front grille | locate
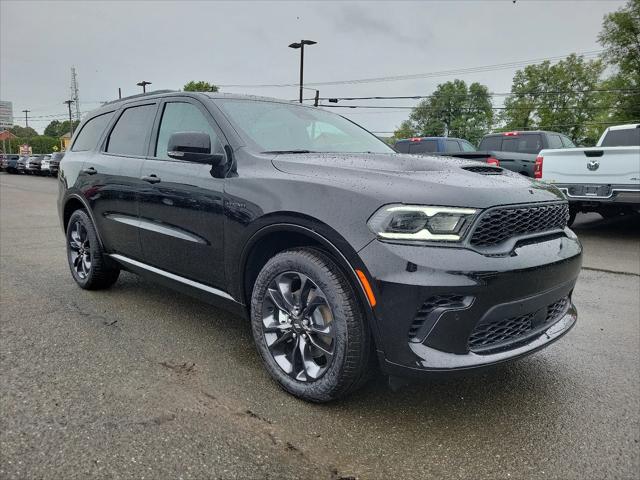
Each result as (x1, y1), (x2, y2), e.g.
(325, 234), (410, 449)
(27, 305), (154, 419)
(468, 296), (570, 353)
(408, 295), (468, 340)
(469, 203), (569, 247)
(462, 165), (503, 175)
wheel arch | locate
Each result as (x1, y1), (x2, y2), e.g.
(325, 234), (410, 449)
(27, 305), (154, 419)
(62, 194), (105, 248)
(238, 218), (377, 330)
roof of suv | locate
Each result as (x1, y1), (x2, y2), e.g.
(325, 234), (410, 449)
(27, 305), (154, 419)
(92, 90), (304, 116)
(395, 136), (469, 143)
(483, 131), (562, 137)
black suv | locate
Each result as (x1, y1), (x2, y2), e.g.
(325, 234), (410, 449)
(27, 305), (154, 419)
(58, 91), (582, 402)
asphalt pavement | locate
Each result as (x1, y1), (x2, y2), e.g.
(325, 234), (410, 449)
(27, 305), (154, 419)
(1, 173), (638, 479)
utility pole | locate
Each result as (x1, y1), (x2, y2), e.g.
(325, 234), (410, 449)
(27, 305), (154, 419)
(136, 81), (152, 93)
(70, 67), (81, 122)
(22, 109), (30, 128)
(64, 100), (75, 137)
(288, 40), (317, 103)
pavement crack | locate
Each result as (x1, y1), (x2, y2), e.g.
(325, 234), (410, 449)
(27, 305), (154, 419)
(160, 361), (197, 375)
(582, 266), (639, 277)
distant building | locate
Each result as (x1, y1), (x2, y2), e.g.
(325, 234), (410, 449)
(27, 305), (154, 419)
(0, 130), (16, 141)
(60, 131), (72, 151)
(0, 101), (13, 129)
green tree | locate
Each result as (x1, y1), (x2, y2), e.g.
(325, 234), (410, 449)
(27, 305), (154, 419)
(392, 120), (418, 140)
(43, 119), (80, 138)
(9, 125), (38, 137)
(598, 0), (640, 123)
(408, 80), (493, 145)
(183, 80), (219, 92)
(501, 54), (604, 145)
(44, 120), (62, 137)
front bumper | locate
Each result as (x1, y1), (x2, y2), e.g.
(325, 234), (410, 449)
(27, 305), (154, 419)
(358, 231), (582, 376)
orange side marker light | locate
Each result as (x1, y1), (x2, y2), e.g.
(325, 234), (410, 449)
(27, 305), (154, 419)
(355, 269), (377, 307)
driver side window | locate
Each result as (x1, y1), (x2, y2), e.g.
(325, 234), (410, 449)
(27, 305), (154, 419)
(155, 102), (221, 160)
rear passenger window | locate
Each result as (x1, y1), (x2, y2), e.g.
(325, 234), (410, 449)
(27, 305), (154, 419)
(444, 139), (461, 153)
(409, 140), (438, 153)
(71, 112), (113, 152)
(502, 134), (543, 154)
(106, 104), (157, 156)
(155, 102), (221, 159)
(479, 136), (501, 150)
(547, 135), (563, 149)
(561, 136), (576, 148)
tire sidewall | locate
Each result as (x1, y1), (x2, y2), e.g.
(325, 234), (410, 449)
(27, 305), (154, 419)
(66, 210), (99, 288)
(251, 250), (356, 401)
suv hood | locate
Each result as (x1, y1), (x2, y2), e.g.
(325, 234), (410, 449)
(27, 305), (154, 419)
(271, 152), (564, 208)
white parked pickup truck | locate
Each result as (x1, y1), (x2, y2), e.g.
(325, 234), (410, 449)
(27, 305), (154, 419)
(536, 124), (640, 224)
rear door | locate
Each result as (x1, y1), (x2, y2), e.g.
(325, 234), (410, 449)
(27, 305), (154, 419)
(137, 97), (228, 288)
(79, 101), (159, 259)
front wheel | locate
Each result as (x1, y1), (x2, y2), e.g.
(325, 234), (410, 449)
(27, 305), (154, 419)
(250, 248), (372, 402)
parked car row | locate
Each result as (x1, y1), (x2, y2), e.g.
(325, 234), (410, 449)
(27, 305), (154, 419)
(394, 130), (576, 177)
(394, 125), (640, 224)
(0, 152), (64, 176)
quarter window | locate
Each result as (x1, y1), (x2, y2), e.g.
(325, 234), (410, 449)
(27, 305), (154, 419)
(155, 102), (220, 159)
(71, 112), (113, 152)
(106, 104), (157, 156)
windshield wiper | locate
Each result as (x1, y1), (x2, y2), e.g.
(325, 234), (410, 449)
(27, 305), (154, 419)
(262, 149), (316, 154)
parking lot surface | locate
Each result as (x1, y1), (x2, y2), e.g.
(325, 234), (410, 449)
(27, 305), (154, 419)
(1, 173), (639, 479)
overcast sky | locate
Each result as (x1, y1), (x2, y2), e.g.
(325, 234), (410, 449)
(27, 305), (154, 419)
(0, 0), (624, 135)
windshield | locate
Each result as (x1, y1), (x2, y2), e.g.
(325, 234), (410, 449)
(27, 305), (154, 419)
(215, 99), (394, 154)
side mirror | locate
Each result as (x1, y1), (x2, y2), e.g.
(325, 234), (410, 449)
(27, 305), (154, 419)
(167, 131), (225, 165)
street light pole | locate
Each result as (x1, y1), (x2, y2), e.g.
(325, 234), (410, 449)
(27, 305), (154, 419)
(136, 81), (152, 93)
(289, 40), (317, 103)
(64, 100), (74, 137)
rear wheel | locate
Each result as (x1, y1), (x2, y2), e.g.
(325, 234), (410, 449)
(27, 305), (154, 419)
(66, 210), (120, 290)
(250, 248), (372, 402)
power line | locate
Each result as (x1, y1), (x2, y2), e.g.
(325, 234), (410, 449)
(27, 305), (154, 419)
(315, 88), (639, 102)
(370, 120), (640, 135)
(219, 50), (604, 88)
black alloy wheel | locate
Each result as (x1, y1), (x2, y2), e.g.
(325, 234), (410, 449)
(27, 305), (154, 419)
(262, 271), (336, 382)
(251, 248), (373, 402)
(65, 209), (120, 290)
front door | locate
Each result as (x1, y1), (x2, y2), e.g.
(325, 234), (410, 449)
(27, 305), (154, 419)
(138, 98), (227, 289)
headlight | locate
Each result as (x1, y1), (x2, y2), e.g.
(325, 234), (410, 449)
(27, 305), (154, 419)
(368, 204), (477, 242)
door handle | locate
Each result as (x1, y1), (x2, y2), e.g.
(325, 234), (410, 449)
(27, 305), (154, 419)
(141, 174), (161, 184)
(82, 167), (97, 175)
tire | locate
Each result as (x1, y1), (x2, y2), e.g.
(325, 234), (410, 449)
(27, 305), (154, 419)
(250, 247), (372, 402)
(66, 209), (120, 290)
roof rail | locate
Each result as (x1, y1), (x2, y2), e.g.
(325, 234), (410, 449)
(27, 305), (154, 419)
(102, 90), (177, 106)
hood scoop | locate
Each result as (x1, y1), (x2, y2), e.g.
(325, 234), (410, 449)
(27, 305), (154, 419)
(462, 165), (504, 175)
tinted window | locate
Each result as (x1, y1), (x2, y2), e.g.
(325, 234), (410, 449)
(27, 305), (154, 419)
(501, 134), (543, 154)
(547, 135), (563, 149)
(106, 104), (157, 156)
(394, 142), (410, 153)
(71, 112), (113, 152)
(561, 136), (576, 148)
(155, 102), (221, 159)
(601, 128), (640, 147)
(409, 140), (438, 154)
(460, 140), (476, 152)
(444, 139), (461, 153)
(479, 136), (501, 150)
